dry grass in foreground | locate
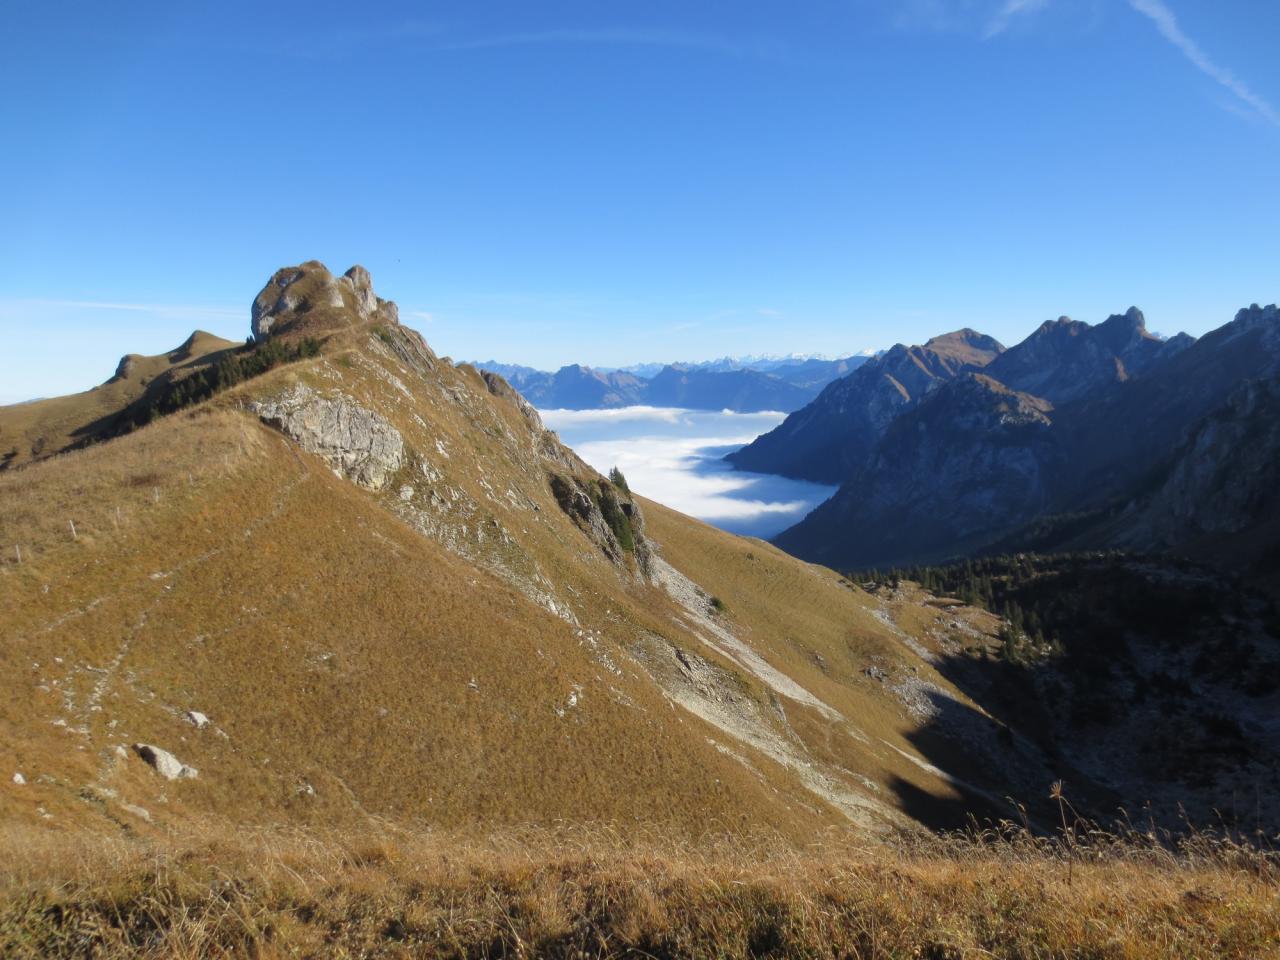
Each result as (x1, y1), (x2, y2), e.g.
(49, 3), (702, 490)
(1, 822), (1277, 959)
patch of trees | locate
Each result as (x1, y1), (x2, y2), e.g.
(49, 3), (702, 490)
(122, 337), (322, 432)
(857, 553), (1279, 696)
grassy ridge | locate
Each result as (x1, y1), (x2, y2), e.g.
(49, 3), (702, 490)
(2, 825), (1276, 959)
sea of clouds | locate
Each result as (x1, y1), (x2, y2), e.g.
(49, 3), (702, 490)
(539, 406), (836, 539)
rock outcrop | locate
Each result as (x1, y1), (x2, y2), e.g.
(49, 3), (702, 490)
(550, 472), (653, 576)
(251, 384), (405, 489)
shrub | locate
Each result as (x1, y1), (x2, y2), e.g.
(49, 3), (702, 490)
(595, 480), (635, 553)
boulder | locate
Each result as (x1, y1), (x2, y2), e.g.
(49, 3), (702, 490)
(185, 710), (210, 729)
(133, 744), (198, 781)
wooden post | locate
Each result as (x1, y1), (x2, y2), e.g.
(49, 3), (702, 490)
(14, 545), (21, 564)
(69, 520), (77, 540)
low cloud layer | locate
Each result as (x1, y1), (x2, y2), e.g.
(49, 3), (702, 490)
(541, 407), (835, 539)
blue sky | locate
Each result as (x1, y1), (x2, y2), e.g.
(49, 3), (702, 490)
(2, 0), (1277, 401)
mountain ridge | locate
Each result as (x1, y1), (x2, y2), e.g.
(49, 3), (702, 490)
(726, 328), (1005, 484)
(759, 303), (1280, 576)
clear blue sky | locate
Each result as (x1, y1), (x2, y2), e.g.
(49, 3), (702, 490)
(2, 0), (1277, 401)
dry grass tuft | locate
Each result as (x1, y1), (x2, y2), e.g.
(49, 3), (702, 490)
(1, 822), (1276, 959)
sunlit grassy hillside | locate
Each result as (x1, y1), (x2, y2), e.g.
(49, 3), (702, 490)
(1, 263), (1038, 844)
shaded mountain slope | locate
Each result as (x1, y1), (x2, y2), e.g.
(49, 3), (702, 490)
(727, 329), (1004, 483)
(767, 304), (1280, 574)
(983, 307), (1175, 404)
(776, 374), (1055, 567)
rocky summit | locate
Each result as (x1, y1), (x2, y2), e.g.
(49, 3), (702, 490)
(251, 261), (400, 342)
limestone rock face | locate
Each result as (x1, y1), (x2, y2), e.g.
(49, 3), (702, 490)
(251, 384), (405, 489)
(251, 261), (399, 342)
(481, 370), (546, 434)
(340, 265), (378, 318)
(133, 744), (198, 781)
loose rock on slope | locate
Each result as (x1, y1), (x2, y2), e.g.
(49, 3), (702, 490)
(133, 744), (198, 781)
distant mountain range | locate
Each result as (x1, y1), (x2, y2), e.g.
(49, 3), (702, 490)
(473, 354), (872, 412)
(730, 305), (1280, 577)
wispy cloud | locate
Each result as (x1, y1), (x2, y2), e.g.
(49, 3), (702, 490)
(540, 406), (793, 427)
(1, 298), (241, 322)
(1128, 0), (1279, 127)
(984, 0), (1049, 39)
(441, 28), (785, 61)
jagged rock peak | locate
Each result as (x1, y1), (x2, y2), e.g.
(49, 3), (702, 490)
(251, 260), (399, 342)
(1100, 305), (1147, 332)
(1234, 303), (1279, 327)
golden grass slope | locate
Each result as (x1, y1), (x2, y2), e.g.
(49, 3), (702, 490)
(1, 264), (1066, 848)
(0, 330), (237, 470)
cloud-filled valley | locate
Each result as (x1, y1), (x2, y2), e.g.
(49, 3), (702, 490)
(540, 406), (836, 538)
